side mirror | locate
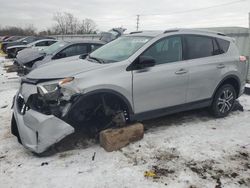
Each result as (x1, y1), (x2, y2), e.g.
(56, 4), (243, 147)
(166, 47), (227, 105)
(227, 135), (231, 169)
(136, 56), (156, 69)
(22, 40), (28, 44)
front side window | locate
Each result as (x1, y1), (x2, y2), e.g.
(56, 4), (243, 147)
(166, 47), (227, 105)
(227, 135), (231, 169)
(43, 41), (68, 55)
(75, 44), (87, 54)
(142, 36), (182, 64)
(185, 35), (214, 59)
(47, 41), (57, 46)
(60, 45), (77, 57)
(90, 44), (102, 52)
(90, 36), (151, 63)
(57, 44), (88, 58)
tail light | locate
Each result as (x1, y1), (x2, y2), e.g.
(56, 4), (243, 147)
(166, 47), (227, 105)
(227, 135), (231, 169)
(239, 55), (247, 62)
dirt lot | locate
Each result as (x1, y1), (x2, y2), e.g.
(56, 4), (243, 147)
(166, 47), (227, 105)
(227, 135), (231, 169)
(0, 57), (250, 188)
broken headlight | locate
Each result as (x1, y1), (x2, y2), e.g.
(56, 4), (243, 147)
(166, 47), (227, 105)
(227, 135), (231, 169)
(37, 77), (76, 101)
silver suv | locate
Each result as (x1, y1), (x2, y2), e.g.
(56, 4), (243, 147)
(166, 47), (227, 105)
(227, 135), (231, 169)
(12, 29), (247, 153)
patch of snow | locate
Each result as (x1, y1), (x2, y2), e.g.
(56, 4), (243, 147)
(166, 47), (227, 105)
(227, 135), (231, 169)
(245, 83), (250, 88)
(0, 57), (250, 188)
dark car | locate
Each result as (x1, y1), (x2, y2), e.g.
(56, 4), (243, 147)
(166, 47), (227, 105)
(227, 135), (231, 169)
(6, 39), (57, 58)
(1, 36), (54, 53)
(15, 40), (105, 75)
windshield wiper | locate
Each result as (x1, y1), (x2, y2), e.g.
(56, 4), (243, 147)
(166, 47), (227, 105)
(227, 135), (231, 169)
(88, 55), (105, 64)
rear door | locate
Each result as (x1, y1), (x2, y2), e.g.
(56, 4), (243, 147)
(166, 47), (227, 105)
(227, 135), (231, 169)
(184, 35), (225, 103)
(133, 35), (189, 114)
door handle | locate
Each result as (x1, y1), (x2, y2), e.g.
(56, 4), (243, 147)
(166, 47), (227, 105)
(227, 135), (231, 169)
(217, 64), (225, 69)
(175, 69), (188, 75)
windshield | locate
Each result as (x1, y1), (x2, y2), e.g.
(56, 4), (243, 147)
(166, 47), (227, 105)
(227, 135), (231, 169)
(43, 41), (68, 55)
(89, 36), (151, 63)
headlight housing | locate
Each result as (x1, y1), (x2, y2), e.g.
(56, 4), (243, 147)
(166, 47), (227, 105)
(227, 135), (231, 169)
(37, 77), (76, 101)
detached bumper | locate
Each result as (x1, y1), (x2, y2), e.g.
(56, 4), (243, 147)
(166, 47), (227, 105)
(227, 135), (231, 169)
(12, 93), (74, 153)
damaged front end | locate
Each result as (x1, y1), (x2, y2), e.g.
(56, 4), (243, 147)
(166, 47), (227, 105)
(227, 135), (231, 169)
(12, 77), (79, 153)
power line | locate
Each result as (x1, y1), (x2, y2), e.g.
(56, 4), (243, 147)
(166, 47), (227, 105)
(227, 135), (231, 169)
(140, 0), (248, 17)
(93, 0), (248, 28)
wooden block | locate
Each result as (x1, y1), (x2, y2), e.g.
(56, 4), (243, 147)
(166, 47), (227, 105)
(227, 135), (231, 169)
(100, 123), (144, 152)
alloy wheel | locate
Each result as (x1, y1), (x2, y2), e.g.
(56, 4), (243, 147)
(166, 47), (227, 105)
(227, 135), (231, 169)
(217, 89), (234, 113)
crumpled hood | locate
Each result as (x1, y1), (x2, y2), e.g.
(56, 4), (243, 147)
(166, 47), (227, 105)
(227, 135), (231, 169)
(27, 59), (104, 79)
(16, 48), (45, 65)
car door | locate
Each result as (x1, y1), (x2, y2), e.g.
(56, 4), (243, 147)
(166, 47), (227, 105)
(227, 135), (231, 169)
(183, 35), (224, 103)
(132, 35), (189, 114)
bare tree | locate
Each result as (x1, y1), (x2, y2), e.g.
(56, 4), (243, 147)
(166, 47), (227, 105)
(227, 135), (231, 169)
(53, 12), (80, 34)
(53, 12), (97, 35)
(23, 24), (37, 35)
(0, 25), (37, 36)
(78, 18), (97, 34)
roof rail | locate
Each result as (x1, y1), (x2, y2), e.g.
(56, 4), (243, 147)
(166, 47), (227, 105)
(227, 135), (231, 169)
(217, 32), (226, 36)
(163, 29), (179, 33)
(130, 31), (143, 34)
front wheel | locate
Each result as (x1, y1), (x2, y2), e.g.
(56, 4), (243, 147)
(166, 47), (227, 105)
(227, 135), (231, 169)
(210, 84), (236, 118)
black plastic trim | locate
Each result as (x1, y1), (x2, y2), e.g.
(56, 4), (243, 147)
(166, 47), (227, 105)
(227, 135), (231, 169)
(212, 75), (241, 98)
(131, 98), (212, 121)
(68, 89), (134, 117)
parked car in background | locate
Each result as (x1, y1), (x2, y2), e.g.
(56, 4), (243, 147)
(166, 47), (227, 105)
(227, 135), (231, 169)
(6, 39), (57, 58)
(100, 27), (126, 42)
(1, 36), (23, 53)
(15, 40), (105, 75)
(2, 36), (23, 42)
(0, 36), (10, 42)
(1, 36), (54, 53)
(11, 29), (247, 154)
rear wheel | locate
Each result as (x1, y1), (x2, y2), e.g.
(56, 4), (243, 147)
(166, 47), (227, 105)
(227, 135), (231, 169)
(210, 84), (236, 118)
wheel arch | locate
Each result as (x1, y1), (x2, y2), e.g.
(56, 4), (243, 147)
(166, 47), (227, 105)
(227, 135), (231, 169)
(68, 89), (134, 118)
(213, 75), (241, 99)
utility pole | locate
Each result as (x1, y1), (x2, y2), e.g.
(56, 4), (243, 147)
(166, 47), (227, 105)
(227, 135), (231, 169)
(136, 15), (140, 31)
(248, 12), (250, 33)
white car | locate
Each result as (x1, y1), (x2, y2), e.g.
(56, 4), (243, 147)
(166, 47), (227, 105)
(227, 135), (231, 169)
(6, 39), (57, 58)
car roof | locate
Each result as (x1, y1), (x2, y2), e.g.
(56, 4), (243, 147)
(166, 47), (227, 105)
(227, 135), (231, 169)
(32, 38), (58, 43)
(62, 39), (106, 45)
(128, 28), (233, 41)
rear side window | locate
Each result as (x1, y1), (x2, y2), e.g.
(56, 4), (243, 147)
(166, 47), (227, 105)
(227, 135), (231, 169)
(184, 35), (214, 59)
(216, 38), (230, 53)
(35, 41), (47, 47)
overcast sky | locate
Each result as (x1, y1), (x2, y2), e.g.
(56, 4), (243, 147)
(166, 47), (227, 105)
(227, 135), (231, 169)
(0, 0), (249, 32)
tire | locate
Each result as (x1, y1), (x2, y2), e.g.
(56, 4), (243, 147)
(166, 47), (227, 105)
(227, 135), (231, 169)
(210, 84), (236, 118)
(11, 114), (22, 144)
